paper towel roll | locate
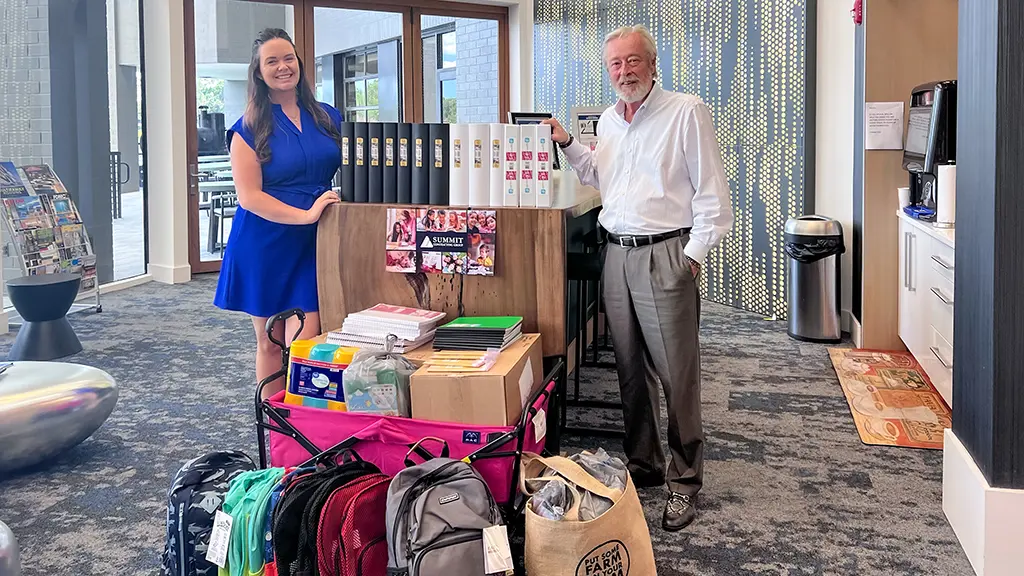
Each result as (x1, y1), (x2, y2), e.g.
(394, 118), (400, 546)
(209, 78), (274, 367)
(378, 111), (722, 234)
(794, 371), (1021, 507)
(937, 163), (956, 227)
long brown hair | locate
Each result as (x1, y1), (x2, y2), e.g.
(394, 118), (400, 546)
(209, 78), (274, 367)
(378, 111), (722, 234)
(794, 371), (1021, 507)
(243, 28), (343, 163)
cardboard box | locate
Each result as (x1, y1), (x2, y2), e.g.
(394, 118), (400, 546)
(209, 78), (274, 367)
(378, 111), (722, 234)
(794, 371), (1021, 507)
(410, 334), (544, 426)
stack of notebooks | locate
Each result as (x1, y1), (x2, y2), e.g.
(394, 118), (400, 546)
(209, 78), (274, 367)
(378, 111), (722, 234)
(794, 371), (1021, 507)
(325, 304), (445, 353)
(433, 316), (523, 351)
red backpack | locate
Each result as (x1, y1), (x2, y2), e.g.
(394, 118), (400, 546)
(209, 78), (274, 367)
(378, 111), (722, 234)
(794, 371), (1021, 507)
(317, 472), (391, 576)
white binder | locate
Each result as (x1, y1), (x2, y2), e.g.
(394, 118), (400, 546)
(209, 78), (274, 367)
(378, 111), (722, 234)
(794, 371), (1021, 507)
(536, 123), (553, 207)
(489, 123), (505, 207)
(519, 125), (537, 207)
(501, 124), (520, 207)
(469, 123), (491, 207)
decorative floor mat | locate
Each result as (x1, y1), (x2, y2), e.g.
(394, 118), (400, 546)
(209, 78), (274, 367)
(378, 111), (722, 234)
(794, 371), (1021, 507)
(828, 348), (951, 449)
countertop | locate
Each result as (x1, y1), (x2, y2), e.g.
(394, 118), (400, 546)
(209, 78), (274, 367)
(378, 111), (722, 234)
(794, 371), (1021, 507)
(897, 209), (955, 249)
(549, 171), (602, 217)
(332, 170), (602, 218)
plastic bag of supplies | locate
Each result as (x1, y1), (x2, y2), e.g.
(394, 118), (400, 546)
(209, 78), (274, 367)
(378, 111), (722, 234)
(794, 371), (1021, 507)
(342, 335), (416, 417)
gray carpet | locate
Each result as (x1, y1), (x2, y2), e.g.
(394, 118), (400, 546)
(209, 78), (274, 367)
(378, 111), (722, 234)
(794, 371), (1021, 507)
(0, 276), (973, 575)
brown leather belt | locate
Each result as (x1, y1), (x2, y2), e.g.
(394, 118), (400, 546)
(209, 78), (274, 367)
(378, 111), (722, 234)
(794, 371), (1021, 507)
(606, 228), (690, 248)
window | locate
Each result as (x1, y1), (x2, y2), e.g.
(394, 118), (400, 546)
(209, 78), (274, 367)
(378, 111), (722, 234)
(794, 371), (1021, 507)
(421, 16), (499, 123)
(315, 59), (324, 101)
(311, 4), (507, 125)
(440, 31), (456, 69)
(0, 0), (148, 308)
(313, 7), (403, 123)
(342, 48), (381, 122)
(441, 78), (457, 123)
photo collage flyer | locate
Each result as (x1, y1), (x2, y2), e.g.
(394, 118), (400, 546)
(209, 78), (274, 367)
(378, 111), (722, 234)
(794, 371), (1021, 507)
(385, 207), (496, 276)
(385, 208), (418, 273)
(0, 162), (96, 290)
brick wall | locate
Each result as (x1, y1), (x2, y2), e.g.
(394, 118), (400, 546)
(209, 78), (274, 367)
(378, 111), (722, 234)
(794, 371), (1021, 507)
(0, 0), (53, 167)
(455, 18), (498, 123)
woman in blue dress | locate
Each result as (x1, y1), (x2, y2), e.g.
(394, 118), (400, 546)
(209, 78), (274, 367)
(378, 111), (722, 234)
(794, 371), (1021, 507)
(214, 28), (342, 398)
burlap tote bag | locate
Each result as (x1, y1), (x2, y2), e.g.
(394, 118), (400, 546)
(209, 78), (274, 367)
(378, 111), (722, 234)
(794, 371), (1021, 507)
(519, 452), (657, 576)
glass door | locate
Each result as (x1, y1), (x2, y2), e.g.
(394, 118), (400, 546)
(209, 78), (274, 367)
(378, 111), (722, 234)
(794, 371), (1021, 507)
(185, 0), (302, 273)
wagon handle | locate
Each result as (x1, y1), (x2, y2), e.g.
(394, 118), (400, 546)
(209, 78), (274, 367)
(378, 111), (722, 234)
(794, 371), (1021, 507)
(404, 436), (450, 466)
(265, 308), (306, 350)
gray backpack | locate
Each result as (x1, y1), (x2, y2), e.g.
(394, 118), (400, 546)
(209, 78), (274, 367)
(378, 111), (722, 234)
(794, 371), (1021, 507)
(385, 457), (504, 575)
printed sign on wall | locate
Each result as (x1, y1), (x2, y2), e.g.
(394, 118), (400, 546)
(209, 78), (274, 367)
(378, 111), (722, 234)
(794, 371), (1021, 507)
(385, 207), (496, 276)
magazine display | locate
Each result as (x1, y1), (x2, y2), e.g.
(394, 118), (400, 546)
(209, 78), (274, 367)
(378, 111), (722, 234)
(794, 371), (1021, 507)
(0, 163), (98, 293)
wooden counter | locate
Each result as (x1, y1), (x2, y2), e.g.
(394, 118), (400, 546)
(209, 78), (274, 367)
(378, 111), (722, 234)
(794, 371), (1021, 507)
(315, 173), (601, 358)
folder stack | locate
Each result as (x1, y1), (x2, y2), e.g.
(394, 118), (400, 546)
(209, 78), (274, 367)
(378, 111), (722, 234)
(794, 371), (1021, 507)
(433, 316), (524, 351)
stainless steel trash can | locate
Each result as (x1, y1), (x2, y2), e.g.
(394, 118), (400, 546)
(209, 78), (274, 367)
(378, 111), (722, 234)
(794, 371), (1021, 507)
(784, 215), (844, 343)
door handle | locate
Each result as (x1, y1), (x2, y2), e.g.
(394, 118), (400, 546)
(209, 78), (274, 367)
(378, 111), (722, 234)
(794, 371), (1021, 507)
(930, 346), (952, 369)
(903, 232), (910, 289)
(930, 287), (953, 306)
(188, 163), (201, 197)
(931, 254), (953, 271)
(908, 233), (916, 292)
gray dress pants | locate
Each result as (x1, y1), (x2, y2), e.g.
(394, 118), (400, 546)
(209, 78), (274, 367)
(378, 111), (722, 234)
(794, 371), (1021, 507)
(601, 233), (703, 496)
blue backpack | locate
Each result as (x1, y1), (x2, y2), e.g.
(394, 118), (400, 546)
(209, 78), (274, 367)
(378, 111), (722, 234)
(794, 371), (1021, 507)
(160, 451), (256, 576)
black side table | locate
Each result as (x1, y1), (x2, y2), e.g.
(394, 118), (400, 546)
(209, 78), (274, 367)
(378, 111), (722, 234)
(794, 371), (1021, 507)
(7, 273), (83, 361)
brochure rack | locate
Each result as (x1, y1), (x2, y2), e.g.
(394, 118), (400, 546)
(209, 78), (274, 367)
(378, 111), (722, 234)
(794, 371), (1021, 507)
(0, 162), (101, 313)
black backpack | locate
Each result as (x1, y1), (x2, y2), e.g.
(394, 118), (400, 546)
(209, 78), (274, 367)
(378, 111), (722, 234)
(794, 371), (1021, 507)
(161, 450), (256, 576)
(272, 453), (380, 576)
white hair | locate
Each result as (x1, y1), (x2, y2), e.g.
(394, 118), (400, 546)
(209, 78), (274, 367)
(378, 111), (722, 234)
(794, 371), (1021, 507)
(604, 25), (657, 60)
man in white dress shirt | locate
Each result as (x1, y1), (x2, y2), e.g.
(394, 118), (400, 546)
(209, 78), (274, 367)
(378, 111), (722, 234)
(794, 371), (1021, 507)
(545, 24), (733, 531)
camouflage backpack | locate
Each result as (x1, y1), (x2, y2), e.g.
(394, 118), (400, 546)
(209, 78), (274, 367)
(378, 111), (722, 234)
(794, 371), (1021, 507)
(161, 451), (256, 576)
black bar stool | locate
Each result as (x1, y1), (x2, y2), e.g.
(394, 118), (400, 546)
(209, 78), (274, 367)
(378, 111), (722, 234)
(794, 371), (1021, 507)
(7, 273), (83, 361)
(579, 230), (615, 370)
(564, 230), (623, 438)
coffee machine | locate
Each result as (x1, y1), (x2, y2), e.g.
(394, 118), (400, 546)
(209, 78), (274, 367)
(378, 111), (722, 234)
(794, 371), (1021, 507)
(902, 80), (957, 221)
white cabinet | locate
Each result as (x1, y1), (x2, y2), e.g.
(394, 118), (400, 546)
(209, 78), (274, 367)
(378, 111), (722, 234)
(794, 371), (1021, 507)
(898, 219), (928, 356)
(897, 213), (954, 407)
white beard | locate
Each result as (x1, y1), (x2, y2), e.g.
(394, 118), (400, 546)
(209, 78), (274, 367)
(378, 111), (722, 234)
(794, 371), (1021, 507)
(614, 79), (651, 103)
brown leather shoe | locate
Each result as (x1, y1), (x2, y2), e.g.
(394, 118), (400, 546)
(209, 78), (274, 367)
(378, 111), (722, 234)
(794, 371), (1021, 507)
(662, 493), (697, 531)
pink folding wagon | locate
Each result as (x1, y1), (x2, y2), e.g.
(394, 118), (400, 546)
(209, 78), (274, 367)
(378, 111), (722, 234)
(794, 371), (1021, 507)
(252, 308), (564, 519)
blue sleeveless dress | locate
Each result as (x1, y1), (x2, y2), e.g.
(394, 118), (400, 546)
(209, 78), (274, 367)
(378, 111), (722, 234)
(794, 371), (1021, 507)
(213, 102), (342, 318)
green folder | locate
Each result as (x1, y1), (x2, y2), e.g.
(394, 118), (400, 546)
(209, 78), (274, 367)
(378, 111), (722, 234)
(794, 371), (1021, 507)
(439, 316), (523, 330)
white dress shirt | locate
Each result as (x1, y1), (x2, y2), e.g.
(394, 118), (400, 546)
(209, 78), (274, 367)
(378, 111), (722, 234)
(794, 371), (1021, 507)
(562, 83), (734, 263)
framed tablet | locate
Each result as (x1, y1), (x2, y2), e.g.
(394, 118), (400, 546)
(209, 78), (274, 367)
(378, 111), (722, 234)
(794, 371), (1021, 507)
(570, 106), (605, 152)
(508, 112), (560, 170)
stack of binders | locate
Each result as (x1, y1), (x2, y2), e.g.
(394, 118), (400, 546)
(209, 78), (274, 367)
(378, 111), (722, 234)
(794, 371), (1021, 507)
(340, 122), (444, 206)
(338, 121), (555, 209)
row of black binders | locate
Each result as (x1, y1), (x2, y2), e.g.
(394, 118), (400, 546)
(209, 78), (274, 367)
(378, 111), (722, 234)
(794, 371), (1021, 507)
(339, 122), (450, 206)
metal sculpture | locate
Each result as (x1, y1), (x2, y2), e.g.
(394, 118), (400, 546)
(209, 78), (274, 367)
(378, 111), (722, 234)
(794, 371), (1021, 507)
(0, 362), (118, 475)
(0, 520), (20, 576)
